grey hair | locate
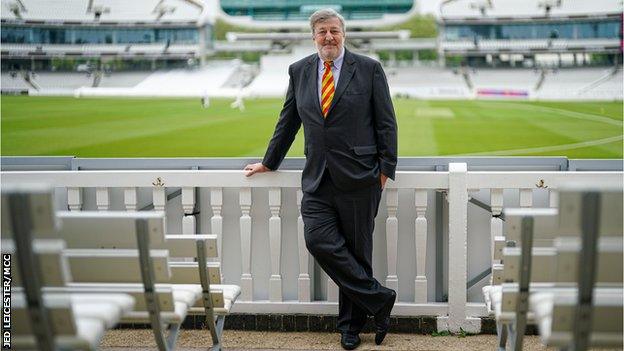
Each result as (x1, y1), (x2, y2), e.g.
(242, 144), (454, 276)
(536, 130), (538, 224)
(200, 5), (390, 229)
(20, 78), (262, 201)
(309, 8), (346, 34)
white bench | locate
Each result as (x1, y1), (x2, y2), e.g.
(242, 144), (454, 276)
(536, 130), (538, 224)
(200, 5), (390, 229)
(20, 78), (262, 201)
(483, 208), (559, 350)
(54, 211), (240, 350)
(530, 287), (623, 348)
(532, 185), (623, 350)
(486, 184), (623, 351)
(1, 185), (135, 351)
(2, 184), (240, 350)
(483, 186), (622, 349)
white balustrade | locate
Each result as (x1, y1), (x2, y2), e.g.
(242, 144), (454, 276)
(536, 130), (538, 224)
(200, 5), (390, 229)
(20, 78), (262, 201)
(519, 188), (533, 208)
(2, 168), (621, 333)
(124, 187), (137, 211)
(548, 188), (559, 208)
(268, 187), (282, 302)
(182, 187), (196, 234)
(95, 187), (109, 211)
(210, 187), (224, 282)
(443, 163), (481, 333)
(490, 188), (504, 267)
(67, 187), (82, 211)
(239, 187), (253, 301)
(297, 189), (312, 302)
(327, 277), (339, 302)
(152, 187), (166, 212)
(414, 189), (428, 303)
(385, 188), (399, 292)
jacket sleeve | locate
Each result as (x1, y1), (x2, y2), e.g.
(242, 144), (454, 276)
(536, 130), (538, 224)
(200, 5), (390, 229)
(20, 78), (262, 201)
(262, 65), (302, 171)
(371, 61), (398, 180)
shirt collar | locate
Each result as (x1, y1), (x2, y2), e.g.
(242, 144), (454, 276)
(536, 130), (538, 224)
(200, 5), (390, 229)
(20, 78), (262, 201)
(318, 47), (345, 71)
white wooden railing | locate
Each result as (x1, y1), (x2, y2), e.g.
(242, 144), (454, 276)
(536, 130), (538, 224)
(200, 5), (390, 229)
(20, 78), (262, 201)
(2, 163), (622, 333)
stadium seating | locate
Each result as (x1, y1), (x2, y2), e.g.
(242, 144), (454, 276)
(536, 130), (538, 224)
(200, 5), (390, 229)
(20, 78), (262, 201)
(3, 55), (620, 100)
(470, 69), (540, 91)
(386, 66), (472, 98)
(538, 67), (623, 100)
(72, 60), (242, 98)
(1, 72), (31, 91)
(246, 50), (309, 97)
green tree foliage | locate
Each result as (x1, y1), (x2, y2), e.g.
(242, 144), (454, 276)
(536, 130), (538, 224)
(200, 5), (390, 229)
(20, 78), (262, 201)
(213, 19), (265, 41)
(380, 14), (438, 38)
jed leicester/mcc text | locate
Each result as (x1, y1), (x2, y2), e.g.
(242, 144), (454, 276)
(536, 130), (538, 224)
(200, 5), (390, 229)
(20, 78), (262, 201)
(3, 254), (11, 348)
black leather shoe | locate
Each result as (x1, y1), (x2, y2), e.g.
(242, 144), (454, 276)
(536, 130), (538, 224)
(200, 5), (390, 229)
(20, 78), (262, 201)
(340, 332), (361, 350)
(374, 290), (396, 345)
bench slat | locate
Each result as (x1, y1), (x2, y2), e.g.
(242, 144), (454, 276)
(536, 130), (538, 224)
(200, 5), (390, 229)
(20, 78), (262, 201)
(1, 185), (57, 239)
(56, 284), (177, 312)
(501, 247), (557, 283)
(554, 237), (623, 285)
(504, 208), (558, 244)
(2, 239), (71, 287)
(57, 211), (166, 247)
(13, 293), (77, 335)
(559, 190), (623, 237)
(170, 262), (221, 285)
(65, 249), (171, 283)
(155, 235), (218, 258)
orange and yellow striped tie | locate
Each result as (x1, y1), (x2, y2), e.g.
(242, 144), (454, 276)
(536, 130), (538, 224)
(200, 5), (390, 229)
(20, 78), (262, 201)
(321, 61), (335, 118)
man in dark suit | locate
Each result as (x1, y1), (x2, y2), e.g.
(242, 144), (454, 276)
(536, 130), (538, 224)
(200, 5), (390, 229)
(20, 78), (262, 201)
(245, 8), (397, 350)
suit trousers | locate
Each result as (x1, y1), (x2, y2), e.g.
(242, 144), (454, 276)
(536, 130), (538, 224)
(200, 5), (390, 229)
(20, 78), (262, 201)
(301, 169), (395, 334)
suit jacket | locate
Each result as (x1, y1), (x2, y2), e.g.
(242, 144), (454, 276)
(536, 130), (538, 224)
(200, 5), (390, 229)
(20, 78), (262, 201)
(262, 48), (398, 193)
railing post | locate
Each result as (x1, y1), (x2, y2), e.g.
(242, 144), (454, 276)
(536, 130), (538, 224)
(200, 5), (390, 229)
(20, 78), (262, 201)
(124, 187), (137, 211)
(297, 189), (312, 302)
(152, 187), (166, 212)
(490, 188), (504, 270)
(96, 187), (109, 211)
(210, 188), (224, 282)
(182, 187), (196, 234)
(442, 163), (480, 333)
(239, 187), (253, 300)
(67, 187), (82, 211)
(414, 189), (428, 303)
(548, 188), (558, 208)
(268, 187), (282, 302)
(519, 188), (533, 208)
(385, 188), (399, 292)
(327, 276), (339, 302)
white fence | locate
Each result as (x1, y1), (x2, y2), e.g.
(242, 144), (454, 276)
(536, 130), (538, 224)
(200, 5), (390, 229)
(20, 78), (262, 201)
(2, 164), (622, 332)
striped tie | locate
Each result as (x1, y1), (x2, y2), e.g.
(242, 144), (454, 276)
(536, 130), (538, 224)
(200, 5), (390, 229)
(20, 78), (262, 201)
(321, 61), (335, 118)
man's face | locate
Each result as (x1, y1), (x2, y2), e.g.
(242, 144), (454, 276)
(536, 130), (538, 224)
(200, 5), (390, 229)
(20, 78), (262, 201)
(313, 17), (345, 61)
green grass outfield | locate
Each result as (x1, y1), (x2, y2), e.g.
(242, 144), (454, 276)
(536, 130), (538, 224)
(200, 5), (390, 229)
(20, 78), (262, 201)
(1, 96), (622, 158)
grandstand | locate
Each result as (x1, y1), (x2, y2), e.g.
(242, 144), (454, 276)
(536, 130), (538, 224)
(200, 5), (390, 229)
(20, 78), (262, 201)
(538, 66), (623, 100)
(1, 0), (621, 100)
(386, 66), (472, 98)
(0, 0), (212, 71)
(439, 0), (622, 67)
(72, 60), (244, 98)
(214, 0), (419, 29)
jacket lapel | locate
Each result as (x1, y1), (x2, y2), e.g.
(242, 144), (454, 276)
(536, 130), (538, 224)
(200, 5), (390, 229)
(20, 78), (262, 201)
(327, 49), (356, 118)
(304, 54), (323, 118)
